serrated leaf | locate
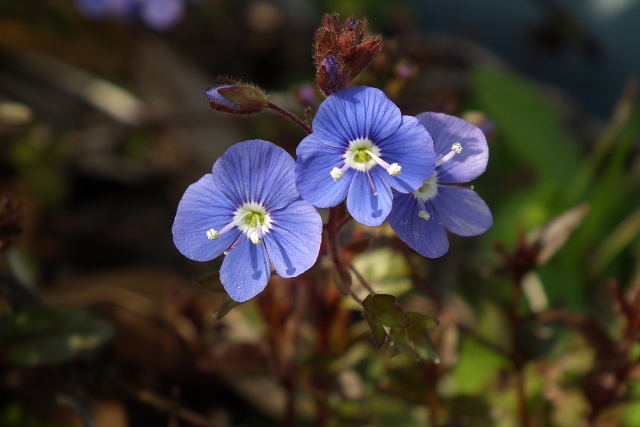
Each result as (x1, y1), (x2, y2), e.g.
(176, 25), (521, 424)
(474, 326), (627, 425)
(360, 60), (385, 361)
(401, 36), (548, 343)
(0, 306), (113, 367)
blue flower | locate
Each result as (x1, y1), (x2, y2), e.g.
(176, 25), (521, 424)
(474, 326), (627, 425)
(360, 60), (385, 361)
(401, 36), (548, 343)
(387, 112), (493, 258)
(172, 140), (323, 302)
(295, 86), (435, 226)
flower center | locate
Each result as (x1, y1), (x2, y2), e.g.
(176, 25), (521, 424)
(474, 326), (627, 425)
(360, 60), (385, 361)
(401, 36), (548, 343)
(206, 201), (272, 245)
(414, 173), (438, 201)
(344, 138), (381, 171)
(330, 138), (403, 181)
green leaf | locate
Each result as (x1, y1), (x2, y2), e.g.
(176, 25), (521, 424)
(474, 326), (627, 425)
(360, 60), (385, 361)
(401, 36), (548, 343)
(0, 306), (113, 367)
(363, 294), (409, 328)
(473, 66), (581, 185)
(364, 308), (387, 347)
(405, 313), (440, 363)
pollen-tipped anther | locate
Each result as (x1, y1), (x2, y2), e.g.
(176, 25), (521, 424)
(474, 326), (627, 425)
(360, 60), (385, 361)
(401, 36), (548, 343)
(387, 163), (402, 176)
(206, 228), (221, 240)
(436, 142), (464, 167)
(330, 167), (344, 181)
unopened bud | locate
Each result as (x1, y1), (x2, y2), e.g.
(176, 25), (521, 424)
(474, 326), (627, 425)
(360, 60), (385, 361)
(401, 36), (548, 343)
(205, 84), (268, 115)
(317, 56), (345, 96)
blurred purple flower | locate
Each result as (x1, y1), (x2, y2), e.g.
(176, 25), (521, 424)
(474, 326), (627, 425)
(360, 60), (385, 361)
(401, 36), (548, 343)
(387, 112), (493, 258)
(76, 0), (190, 30)
(295, 86), (435, 226)
(172, 140), (322, 302)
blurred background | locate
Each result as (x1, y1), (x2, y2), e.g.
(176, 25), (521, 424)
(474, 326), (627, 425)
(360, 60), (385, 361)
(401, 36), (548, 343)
(1, 0), (639, 426)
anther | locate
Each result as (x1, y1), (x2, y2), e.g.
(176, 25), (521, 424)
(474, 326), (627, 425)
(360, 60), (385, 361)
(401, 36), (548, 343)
(365, 149), (403, 176)
(387, 163), (402, 176)
(206, 228), (221, 240)
(418, 210), (431, 221)
(330, 163), (350, 181)
(436, 142), (464, 167)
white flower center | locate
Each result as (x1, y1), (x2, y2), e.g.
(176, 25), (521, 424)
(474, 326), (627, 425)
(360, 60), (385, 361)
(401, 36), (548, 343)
(414, 173), (438, 201)
(343, 138), (381, 172)
(330, 138), (403, 181)
(206, 201), (272, 245)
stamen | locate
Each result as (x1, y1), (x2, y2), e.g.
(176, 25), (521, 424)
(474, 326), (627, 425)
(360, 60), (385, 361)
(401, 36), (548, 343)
(330, 163), (350, 181)
(365, 171), (379, 196)
(365, 149), (402, 176)
(436, 142), (464, 167)
(224, 235), (244, 255)
(205, 221), (235, 240)
(418, 210), (431, 221)
(417, 200), (430, 221)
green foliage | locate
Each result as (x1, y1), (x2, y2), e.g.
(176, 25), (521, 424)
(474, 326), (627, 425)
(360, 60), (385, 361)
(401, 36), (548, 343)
(0, 306), (113, 367)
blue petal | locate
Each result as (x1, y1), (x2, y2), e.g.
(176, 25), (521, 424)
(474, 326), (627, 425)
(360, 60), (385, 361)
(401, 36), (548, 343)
(416, 112), (488, 184)
(264, 200), (322, 278)
(387, 194), (449, 258)
(312, 86), (402, 148)
(212, 140), (298, 211)
(172, 174), (241, 261)
(431, 186), (493, 236)
(378, 115), (436, 193)
(347, 168), (393, 226)
(220, 236), (271, 302)
(295, 134), (355, 207)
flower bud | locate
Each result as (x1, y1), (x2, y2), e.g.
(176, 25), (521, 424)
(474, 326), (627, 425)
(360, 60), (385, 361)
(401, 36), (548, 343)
(313, 14), (383, 95)
(316, 56), (346, 95)
(205, 84), (269, 115)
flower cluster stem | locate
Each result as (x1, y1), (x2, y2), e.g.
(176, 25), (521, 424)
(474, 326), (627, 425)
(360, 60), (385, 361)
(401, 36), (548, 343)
(268, 102), (313, 134)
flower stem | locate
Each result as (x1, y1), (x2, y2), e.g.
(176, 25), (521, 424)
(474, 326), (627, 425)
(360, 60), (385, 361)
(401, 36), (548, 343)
(326, 207), (362, 305)
(268, 102), (313, 134)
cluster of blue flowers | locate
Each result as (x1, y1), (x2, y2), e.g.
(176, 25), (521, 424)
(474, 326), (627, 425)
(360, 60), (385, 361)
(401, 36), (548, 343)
(76, 0), (192, 30)
(173, 86), (492, 302)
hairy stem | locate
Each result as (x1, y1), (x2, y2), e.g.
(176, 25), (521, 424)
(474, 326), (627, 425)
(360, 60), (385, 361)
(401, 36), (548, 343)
(268, 102), (313, 134)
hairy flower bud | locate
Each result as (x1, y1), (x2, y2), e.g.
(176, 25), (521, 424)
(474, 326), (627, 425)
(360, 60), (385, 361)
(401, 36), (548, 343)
(313, 14), (383, 96)
(317, 56), (346, 96)
(205, 83), (269, 115)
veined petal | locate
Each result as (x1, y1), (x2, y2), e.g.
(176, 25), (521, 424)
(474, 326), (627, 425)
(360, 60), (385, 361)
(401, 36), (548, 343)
(347, 168), (393, 226)
(295, 134), (355, 207)
(172, 174), (240, 261)
(431, 186), (493, 236)
(264, 200), (322, 278)
(212, 140), (298, 211)
(220, 236), (271, 302)
(312, 86), (402, 147)
(387, 194), (449, 258)
(416, 112), (488, 183)
(378, 115), (436, 193)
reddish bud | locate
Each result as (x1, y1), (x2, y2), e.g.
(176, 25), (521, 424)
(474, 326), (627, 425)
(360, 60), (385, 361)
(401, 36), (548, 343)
(205, 83), (268, 115)
(313, 14), (383, 95)
(317, 56), (346, 96)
